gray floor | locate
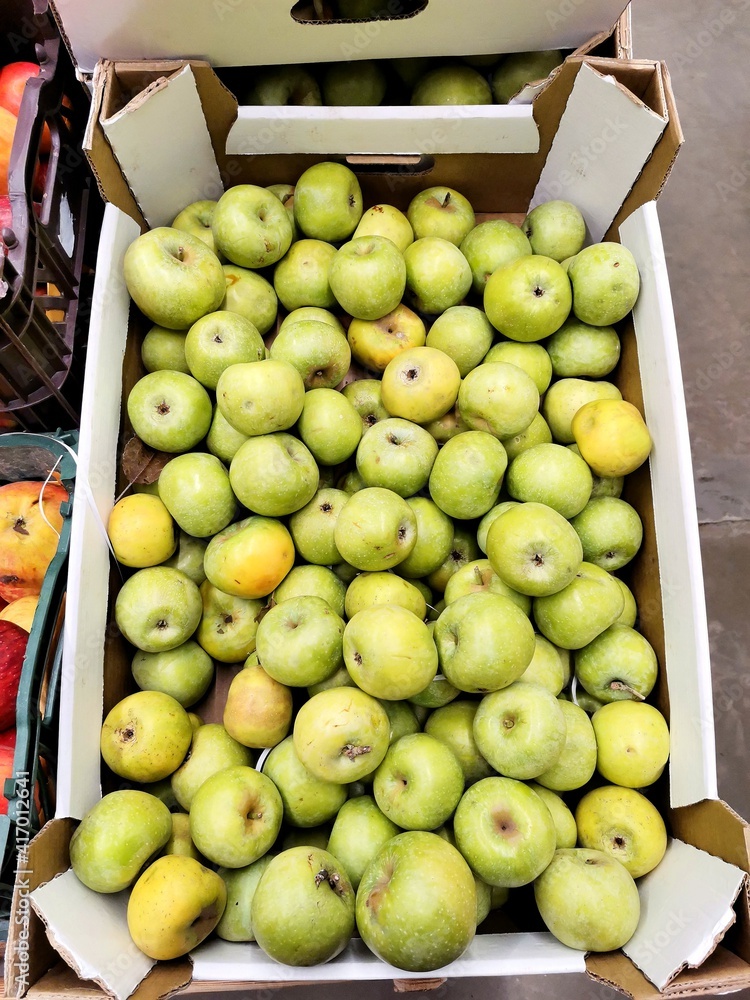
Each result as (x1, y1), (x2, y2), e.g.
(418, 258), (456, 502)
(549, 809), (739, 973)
(188, 3), (750, 999)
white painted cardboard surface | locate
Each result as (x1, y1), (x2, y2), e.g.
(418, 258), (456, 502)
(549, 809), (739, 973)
(57, 203), (140, 822)
(191, 933), (585, 981)
(226, 103), (539, 157)
(30, 870), (155, 999)
(624, 840), (746, 990)
(620, 202), (718, 809)
(532, 63), (667, 241)
(51, 0), (628, 75)
(100, 65), (223, 229)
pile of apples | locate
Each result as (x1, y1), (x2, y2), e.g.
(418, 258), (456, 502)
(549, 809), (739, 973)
(0, 476), (68, 814)
(72, 162), (668, 973)
(243, 49), (563, 108)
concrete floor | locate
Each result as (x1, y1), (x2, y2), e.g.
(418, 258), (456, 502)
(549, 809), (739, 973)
(194, 2), (750, 999)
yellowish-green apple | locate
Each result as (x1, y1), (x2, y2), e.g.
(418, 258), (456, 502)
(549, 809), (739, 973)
(216, 855), (274, 942)
(535, 699), (597, 791)
(345, 572), (426, 619)
(263, 735), (348, 827)
(171, 723), (253, 811)
(223, 660), (293, 748)
(592, 701), (670, 787)
(424, 700), (494, 785)
(473, 682), (566, 779)
(576, 784), (667, 878)
(542, 377), (621, 444)
(527, 782), (577, 849)
(100, 691), (192, 783)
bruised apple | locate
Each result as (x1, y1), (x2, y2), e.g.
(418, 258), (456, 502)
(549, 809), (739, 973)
(0, 480), (67, 602)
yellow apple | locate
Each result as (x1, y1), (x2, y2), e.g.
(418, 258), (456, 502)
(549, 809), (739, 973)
(348, 303), (426, 373)
(575, 784), (667, 878)
(223, 658), (293, 748)
(572, 398), (652, 477)
(591, 701), (669, 788)
(0, 595), (38, 632)
(107, 494), (177, 568)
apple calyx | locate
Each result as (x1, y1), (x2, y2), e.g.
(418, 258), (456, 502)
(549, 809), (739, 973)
(13, 517), (29, 536)
(314, 867), (348, 896)
(341, 743), (370, 759)
(533, 286), (545, 298)
(116, 725), (136, 745)
(156, 400), (171, 415)
(608, 680), (645, 700)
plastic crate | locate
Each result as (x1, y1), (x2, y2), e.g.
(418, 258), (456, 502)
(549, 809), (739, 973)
(0, 0), (91, 432)
(0, 429), (76, 942)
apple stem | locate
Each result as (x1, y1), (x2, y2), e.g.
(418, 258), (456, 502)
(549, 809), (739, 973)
(341, 743), (370, 759)
(315, 869), (348, 896)
(609, 680), (645, 700)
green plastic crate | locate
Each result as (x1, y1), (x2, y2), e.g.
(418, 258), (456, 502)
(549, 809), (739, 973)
(0, 430), (77, 939)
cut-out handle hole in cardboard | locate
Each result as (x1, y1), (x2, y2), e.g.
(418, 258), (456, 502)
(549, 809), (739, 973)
(291, 0), (427, 25)
(346, 153), (434, 174)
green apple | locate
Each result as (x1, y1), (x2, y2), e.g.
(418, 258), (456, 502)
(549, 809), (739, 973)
(569, 243), (640, 326)
(115, 566), (202, 653)
(412, 64), (492, 105)
(216, 855), (274, 942)
(434, 591), (534, 693)
(294, 686), (391, 783)
(248, 65), (321, 105)
(546, 318), (620, 377)
(267, 183), (297, 235)
(575, 623), (657, 703)
(216, 358), (305, 436)
(127, 370), (212, 453)
(534, 848), (640, 951)
(381, 346), (461, 423)
(380, 700), (421, 742)
(535, 699), (596, 791)
(354, 203), (414, 252)
(484, 256), (571, 342)
(427, 525), (480, 593)
(213, 184), (293, 268)
(407, 186), (475, 246)
(542, 377), (622, 443)
(163, 812), (203, 861)
(453, 777), (556, 886)
(592, 701), (669, 788)
(459, 362), (540, 439)
(159, 453), (235, 538)
(334, 487), (417, 571)
(206, 405), (249, 464)
(344, 572), (426, 619)
(460, 220), (532, 295)
(527, 782), (577, 849)
(357, 417), (438, 498)
(422, 405), (471, 444)
(189, 765), (282, 867)
(429, 431), (508, 519)
(288, 489), (348, 566)
(141, 325), (189, 374)
(424, 700), (494, 785)
(425, 305), (494, 376)
(171, 199), (222, 256)
(356, 831), (476, 972)
(70, 790), (172, 893)
(163, 531), (208, 586)
(274, 565), (347, 619)
(263, 736), (348, 827)
(256, 595), (344, 687)
(502, 412), (553, 462)
(252, 847), (355, 965)
(473, 682), (566, 779)
(342, 378), (390, 429)
(297, 388), (362, 466)
(184, 311), (264, 390)
(124, 227), (225, 329)
(280, 826), (332, 851)
(614, 577), (638, 627)
(443, 558), (531, 616)
(408, 673), (460, 709)
(522, 201), (586, 262)
(132, 640), (213, 708)
(576, 785), (667, 878)
(395, 497), (453, 579)
(230, 432), (319, 516)
(506, 443), (592, 518)
(330, 237), (406, 322)
(568, 443), (624, 500)
(374, 733), (464, 830)
(172, 723), (253, 811)
(196, 582), (263, 663)
(294, 161), (363, 242)
(571, 497), (643, 571)
(327, 796), (399, 889)
(533, 562), (624, 649)
(491, 50), (563, 103)
(404, 237), (472, 314)
(221, 264), (278, 335)
(483, 340), (553, 394)
(223, 660), (293, 748)
(309, 664), (356, 697)
(280, 306), (345, 335)
(519, 634), (566, 695)
(477, 501), (519, 554)
(270, 319), (351, 389)
(344, 605), (437, 699)
(101, 690), (192, 783)
(273, 238), (336, 312)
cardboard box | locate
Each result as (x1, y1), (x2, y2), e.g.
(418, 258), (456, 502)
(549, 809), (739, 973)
(49, 0), (631, 155)
(6, 54), (750, 1000)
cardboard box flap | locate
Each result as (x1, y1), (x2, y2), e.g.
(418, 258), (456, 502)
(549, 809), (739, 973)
(622, 840), (746, 991)
(670, 800), (750, 873)
(587, 946), (750, 1000)
(531, 61), (667, 242)
(50, 0), (629, 75)
(190, 933), (586, 982)
(98, 64), (223, 229)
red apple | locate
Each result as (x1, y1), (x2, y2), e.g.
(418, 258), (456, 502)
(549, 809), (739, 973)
(0, 730), (16, 815)
(0, 106), (16, 197)
(0, 62), (51, 153)
(0, 480), (68, 602)
(0, 621), (27, 731)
